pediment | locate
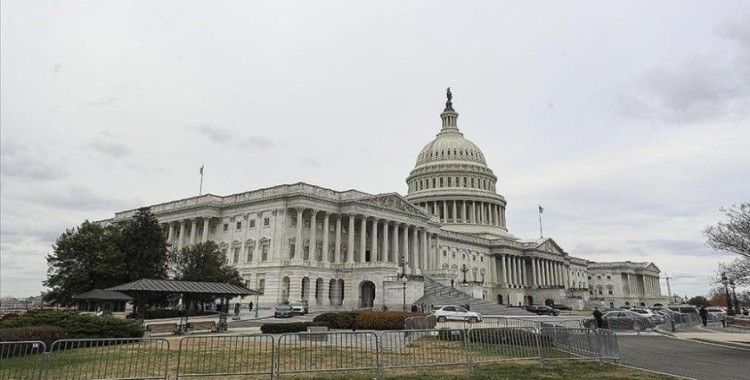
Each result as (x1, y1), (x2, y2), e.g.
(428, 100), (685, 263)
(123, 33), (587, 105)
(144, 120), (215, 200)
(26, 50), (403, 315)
(357, 193), (430, 217)
(535, 238), (565, 255)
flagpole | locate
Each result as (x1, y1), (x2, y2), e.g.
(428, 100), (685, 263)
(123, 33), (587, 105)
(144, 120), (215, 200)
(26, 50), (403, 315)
(199, 165), (204, 196)
(538, 205), (543, 239)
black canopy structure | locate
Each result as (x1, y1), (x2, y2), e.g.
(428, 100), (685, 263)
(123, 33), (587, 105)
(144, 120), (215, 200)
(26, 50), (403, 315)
(106, 279), (259, 296)
(72, 289), (133, 313)
(106, 279), (260, 332)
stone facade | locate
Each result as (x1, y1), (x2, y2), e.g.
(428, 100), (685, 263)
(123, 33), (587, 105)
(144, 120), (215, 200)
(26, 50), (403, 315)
(587, 262), (669, 308)
(100, 90), (665, 311)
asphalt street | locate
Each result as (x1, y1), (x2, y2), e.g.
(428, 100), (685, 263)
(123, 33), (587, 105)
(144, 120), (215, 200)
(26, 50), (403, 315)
(617, 335), (750, 380)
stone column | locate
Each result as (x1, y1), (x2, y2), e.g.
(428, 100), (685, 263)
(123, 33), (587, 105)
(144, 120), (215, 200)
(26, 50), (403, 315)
(521, 258), (527, 287)
(189, 219), (197, 245)
(442, 202), (448, 223)
(531, 258), (538, 288)
(167, 223), (174, 245)
(202, 218), (210, 242)
(360, 217), (367, 263)
(452, 201), (458, 223)
(295, 209), (303, 260)
(393, 223), (400, 264)
(420, 229), (428, 273)
(334, 216), (342, 264)
(370, 218), (378, 262)
(402, 225), (410, 273)
(309, 210), (317, 261)
(382, 221), (389, 264)
(411, 226), (419, 274)
(322, 212), (330, 262)
(178, 220), (186, 251)
(425, 231), (431, 270)
(347, 215), (355, 264)
(500, 254), (508, 287)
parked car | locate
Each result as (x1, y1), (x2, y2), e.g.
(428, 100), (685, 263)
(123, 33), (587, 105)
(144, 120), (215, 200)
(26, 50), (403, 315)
(632, 308), (664, 325)
(524, 305), (559, 316)
(432, 305), (483, 323)
(706, 307), (727, 321)
(552, 304), (572, 311)
(274, 304), (294, 318)
(290, 303), (307, 315)
(586, 310), (654, 330)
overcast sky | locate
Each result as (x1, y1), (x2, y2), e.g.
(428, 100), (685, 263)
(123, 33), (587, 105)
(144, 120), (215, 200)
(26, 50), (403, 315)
(2, 1), (748, 298)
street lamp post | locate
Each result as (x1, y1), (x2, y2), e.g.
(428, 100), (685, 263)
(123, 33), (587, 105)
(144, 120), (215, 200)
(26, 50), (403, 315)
(401, 275), (408, 311)
(721, 272), (734, 316)
(400, 254), (408, 311)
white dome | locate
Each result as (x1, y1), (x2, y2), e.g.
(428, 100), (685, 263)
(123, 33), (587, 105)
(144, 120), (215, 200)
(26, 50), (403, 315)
(415, 132), (487, 166)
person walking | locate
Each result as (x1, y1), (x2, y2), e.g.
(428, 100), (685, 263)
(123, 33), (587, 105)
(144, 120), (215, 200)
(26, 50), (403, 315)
(593, 307), (604, 329)
(248, 301), (254, 313)
(699, 305), (709, 327)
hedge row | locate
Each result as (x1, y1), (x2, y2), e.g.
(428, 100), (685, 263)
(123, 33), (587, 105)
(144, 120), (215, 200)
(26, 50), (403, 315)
(312, 310), (417, 330)
(0, 310), (144, 339)
(259, 322), (327, 334)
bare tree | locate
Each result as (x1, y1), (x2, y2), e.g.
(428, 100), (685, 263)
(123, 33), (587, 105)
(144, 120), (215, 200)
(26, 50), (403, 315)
(704, 203), (750, 257)
(719, 257), (750, 286)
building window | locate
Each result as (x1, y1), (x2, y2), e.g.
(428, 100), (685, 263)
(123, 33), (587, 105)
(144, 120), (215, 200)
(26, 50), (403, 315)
(223, 223), (229, 232)
(233, 247), (240, 263)
(289, 239), (295, 259)
(249, 219), (256, 228)
(607, 286), (613, 295)
(236, 221), (242, 230)
(258, 278), (265, 294)
(246, 246), (254, 262)
(210, 225), (216, 233)
(597, 275), (602, 280)
(263, 217), (270, 227)
(606, 275), (611, 280)
(261, 242), (269, 261)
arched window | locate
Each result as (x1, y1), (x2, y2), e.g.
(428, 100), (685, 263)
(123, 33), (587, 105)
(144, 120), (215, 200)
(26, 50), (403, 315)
(447, 177), (452, 187)
(439, 178), (444, 187)
(432, 178), (436, 187)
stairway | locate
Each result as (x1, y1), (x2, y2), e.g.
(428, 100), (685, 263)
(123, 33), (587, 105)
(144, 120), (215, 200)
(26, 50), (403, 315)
(414, 277), (532, 316)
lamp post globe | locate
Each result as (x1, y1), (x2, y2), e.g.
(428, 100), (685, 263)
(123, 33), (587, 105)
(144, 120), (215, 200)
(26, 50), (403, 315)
(721, 272), (734, 315)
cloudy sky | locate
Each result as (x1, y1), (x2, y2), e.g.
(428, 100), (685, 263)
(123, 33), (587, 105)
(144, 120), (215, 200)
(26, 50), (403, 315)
(2, 1), (748, 298)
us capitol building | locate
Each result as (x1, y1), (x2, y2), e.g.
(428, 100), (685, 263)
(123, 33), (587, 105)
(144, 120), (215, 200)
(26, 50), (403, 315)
(103, 90), (668, 311)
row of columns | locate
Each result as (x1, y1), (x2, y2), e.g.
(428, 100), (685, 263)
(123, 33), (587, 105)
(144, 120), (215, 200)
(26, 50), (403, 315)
(292, 208), (439, 275)
(625, 273), (661, 296)
(417, 200), (505, 227)
(494, 255), (569, 289)
(165, 218), (211, 252)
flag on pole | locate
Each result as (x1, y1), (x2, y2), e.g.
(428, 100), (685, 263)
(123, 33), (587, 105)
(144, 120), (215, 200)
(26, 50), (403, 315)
(199, 165), (204, 175)
(539, 205), (544, 213)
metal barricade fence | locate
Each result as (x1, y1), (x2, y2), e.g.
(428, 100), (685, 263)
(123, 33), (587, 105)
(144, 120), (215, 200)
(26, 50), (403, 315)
(46, 338), (170, 380)
(275, 331), (379, 377)
(176, 335), (274, 378)
(379, 329), (467, 371)
(0, 341), (46, 380)
(539, 327), (619, 362)
(465, 327), (542, 364)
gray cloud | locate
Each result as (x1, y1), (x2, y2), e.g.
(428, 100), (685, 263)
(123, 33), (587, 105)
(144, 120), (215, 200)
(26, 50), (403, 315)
(14, 186), (128, 212)
(88, 138), (130, 158)
(0, 141), (66, 181)
(620, 16), (750, 124)
(242, 136), (275, 150)
(191, 123), (232, 144)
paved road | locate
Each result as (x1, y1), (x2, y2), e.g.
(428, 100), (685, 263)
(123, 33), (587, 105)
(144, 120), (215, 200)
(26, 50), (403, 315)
(617, 335), (750, 380)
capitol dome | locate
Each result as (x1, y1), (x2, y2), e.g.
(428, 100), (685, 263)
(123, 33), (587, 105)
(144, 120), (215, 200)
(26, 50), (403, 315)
(406, 89), (508, 237)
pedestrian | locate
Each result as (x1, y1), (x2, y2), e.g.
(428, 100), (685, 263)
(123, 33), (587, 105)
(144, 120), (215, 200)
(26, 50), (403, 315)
(699, 305), (708, 327)
(234, 303), (240, 316)
(593, 307), (603, 329)
(249, 301), (254, 312)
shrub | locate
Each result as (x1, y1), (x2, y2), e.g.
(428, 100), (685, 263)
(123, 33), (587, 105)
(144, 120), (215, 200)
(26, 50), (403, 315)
(0, 309), (144, 339)
(259, 322), (327, 334)
(312, 311), (417, 330)
(437, 328), (552, 347)
(0, 325), (67, 348)
(355, 310), (415, 330)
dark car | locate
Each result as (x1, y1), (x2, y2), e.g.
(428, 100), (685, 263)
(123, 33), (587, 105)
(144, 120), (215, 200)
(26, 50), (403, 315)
(552, 304), (572, 311)
(587, 310), (654, 330)
(274, 304), (294, 318)
(525, 305), (559, 316)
